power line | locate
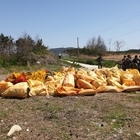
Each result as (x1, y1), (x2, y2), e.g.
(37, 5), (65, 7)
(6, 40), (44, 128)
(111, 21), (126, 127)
(104, 28), (140, 45)
(97, 11), (140, 34)
(112, 28), (140, 40)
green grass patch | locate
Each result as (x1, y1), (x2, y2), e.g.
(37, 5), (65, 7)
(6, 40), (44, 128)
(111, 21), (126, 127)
(45, 102), (63, 113)
(0, 111), (8, 119)
(127, 95), (140, 103)
(102, 104), (128, 129)
(62, 57), (117, 68)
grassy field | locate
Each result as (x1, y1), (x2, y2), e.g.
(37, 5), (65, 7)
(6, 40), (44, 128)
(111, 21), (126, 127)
(0, 57), (140, 140)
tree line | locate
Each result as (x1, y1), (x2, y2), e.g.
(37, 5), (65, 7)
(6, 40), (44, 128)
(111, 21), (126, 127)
(65, 36), (128, 57)
(0, 32), (127, 67)
(65, 36), (107, 56)
(0, 33), (109, 67)
(0, 33), (49, 66)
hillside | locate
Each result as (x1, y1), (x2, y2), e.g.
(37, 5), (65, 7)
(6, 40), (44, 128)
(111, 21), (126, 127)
(49, 47), (75, 54)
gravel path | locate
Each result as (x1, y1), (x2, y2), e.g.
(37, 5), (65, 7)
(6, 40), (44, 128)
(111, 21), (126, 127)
(67, 60), (98, 70)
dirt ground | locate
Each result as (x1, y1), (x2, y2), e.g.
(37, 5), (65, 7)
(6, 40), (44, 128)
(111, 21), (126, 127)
(0, 55), (140, 140)
(0, 88), (140, 140)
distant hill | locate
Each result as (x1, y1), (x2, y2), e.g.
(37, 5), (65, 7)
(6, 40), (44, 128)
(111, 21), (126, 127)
(49, 47), (75, 54)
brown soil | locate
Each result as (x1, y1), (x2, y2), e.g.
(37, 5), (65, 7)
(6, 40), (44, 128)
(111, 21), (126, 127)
(0, 90), (140, 140)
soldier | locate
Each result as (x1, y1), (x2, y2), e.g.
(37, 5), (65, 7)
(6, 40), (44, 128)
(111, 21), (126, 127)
(125, 55), (132, 70)
(138, 55), (140, 71)
(96, 54), (102, 69)
(121, 55), (126, 71)
(58, 53), (62, 59)
(132, 55), (139, 69)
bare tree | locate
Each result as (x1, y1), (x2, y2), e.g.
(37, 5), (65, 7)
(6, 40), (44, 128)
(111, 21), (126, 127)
(86, 37), (96, 50)
(86, 36), (107, 53)
(114, 40), (125, 51)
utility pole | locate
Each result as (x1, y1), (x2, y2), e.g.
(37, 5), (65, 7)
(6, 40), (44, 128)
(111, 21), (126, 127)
(77, 37), (79, 58)
(108, 39), (111, 52)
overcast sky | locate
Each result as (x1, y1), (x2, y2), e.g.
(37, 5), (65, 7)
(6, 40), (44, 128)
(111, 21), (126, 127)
(1, 0), (140, 51)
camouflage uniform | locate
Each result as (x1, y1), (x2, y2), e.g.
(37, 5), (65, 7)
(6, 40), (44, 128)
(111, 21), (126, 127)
(125, 55), (132, 70)
(96, 55), (102, 69)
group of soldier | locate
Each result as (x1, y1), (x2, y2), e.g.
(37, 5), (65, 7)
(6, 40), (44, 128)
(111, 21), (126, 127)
(121, 54), (140, 71)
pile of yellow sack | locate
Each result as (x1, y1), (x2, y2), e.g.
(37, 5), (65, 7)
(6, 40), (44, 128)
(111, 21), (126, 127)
(0, 66), (140, 98)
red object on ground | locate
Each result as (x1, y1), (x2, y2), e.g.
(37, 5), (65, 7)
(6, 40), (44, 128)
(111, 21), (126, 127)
(13, 73), (27, 84)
